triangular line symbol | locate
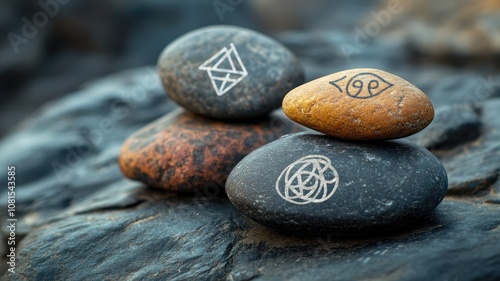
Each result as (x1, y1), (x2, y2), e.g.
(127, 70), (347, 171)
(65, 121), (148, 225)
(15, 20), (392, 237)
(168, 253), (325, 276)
(199, 43), (248, 96)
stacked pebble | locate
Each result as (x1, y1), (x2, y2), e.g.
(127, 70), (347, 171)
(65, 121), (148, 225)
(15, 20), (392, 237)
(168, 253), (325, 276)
(226, 68), (448, 235)
(119, 25), (305, 192)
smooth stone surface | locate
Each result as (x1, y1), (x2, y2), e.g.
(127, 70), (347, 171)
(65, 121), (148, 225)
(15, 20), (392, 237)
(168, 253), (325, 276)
(158, 25), (304, 119)
(407, 103), (481, 150)
(119, 109), (303, 192)
(282, 68), (434, 140)
(226, 133), (448, 235)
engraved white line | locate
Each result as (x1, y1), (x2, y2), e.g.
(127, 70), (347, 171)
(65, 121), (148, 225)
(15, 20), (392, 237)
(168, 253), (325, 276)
(276, 155), (339, 205)
(199, 43), (248, 96)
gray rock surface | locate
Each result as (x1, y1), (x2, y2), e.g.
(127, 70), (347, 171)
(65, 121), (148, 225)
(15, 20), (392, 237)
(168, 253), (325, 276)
(0, 67), (178, 245)
(1, 27), (500, 281)
(407, 103), (482, 150)
(379, 0), (500, 58)
(7, 191), (500, 281)
(437, 99), (500, 196)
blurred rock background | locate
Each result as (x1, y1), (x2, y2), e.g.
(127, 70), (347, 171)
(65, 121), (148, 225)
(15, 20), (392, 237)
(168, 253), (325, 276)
(0, 0), (322, 137)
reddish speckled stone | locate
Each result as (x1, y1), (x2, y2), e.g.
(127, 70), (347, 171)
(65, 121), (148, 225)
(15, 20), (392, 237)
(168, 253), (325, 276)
(119, 109), (303, 192)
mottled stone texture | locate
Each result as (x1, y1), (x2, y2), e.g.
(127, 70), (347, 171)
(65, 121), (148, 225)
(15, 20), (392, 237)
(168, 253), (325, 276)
(119, 109), (303, 192)
(158, 25), (304, 119)
(283, 68), (434, 140)
(407, 103), (481, 150)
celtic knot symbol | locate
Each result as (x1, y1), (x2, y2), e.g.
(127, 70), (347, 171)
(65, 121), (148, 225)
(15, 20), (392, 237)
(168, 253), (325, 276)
(275, 155), (339, 205)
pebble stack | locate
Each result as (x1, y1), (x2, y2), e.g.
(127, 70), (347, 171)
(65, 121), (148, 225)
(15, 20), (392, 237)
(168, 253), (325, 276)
(119, 25), (305, 192)
(119, 24), (447, 236)
(226, 68), (448, 235)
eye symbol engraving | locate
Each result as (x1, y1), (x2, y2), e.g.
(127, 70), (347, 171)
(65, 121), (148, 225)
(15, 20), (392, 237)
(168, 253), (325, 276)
(329, 72), (394, 99)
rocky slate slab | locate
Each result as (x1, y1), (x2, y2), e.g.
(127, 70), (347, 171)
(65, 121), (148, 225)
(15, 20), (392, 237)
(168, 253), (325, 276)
(0, 67), (499, 280)
(119, 108), (303, 192)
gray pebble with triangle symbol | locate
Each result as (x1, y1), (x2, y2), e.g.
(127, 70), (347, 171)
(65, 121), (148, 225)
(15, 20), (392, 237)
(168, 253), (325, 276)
(158, 25), (305, 119)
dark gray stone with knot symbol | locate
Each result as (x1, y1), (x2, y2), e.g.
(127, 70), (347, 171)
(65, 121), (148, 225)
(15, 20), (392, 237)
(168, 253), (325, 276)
(275, 155), (339, 205)
(226, 133), (448, 235)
